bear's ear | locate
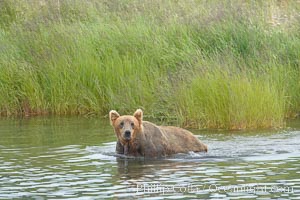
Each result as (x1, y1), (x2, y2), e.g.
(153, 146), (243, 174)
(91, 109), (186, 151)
(109, 110), (120, 125)
(133, 109), (143, 125)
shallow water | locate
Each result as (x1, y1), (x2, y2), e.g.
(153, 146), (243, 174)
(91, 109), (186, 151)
(0, 117), (299, 199)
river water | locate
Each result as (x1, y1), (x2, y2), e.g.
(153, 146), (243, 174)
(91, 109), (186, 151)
(0, 117), (299, 199)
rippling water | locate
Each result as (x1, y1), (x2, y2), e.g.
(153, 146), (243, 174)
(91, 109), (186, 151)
(0, 117), (299, 199)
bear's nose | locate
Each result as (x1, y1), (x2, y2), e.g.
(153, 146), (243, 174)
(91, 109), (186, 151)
(124, 130), (131, 139)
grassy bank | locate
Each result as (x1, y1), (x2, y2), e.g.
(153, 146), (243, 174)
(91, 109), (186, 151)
(0, 0), (299, 129)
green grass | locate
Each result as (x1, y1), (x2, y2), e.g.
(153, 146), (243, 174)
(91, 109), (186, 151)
(175, 66), (286, 129)
(0, 0), (299, 129)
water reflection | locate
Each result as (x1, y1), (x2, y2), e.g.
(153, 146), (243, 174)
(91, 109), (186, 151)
(112, 154), (300, 199)
(0, 117), (300, 199)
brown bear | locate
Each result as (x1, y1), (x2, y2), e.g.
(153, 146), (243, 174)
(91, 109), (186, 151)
(109, 109), (208, 158)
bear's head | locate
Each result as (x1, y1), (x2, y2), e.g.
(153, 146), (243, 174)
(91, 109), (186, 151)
(109, 109), (143, 144)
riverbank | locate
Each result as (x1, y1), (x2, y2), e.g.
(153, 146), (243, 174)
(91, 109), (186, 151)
(0, 0), (299, 129)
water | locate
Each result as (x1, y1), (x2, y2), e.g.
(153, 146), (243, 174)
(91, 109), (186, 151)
(0, 117), (299, 199)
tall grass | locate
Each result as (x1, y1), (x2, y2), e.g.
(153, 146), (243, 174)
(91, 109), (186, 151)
(0, 0), (299, 129)
(175, 66), (286, 129)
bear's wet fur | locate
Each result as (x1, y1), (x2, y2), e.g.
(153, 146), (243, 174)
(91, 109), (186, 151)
(109, 109), (208, 158)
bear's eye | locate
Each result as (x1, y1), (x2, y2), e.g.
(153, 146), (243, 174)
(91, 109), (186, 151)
(119, 122), (124, 128)
(131, 122), (134, 128)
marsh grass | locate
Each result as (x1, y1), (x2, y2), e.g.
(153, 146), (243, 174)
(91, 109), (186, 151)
(0, 0), (299, 129)
(175, 66), (286, 129)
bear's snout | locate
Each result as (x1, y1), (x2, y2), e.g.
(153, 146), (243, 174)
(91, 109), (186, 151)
(124, 130), (131, 140)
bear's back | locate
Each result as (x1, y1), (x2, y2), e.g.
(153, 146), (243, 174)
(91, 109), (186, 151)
(140, 121), (207, 157)
(141, 121), (171, 157)
(159, 126), (207, 153)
